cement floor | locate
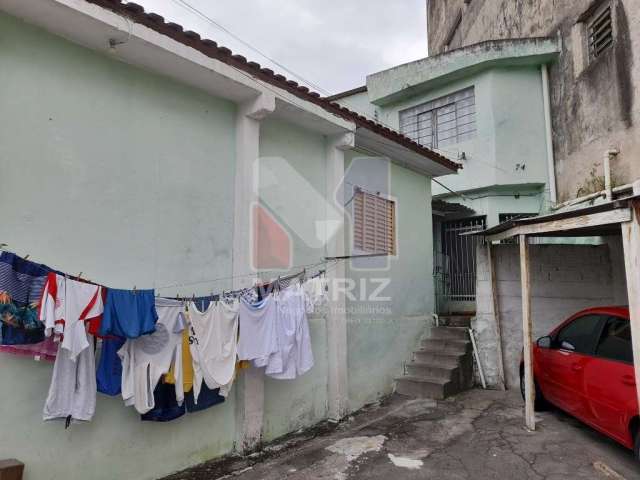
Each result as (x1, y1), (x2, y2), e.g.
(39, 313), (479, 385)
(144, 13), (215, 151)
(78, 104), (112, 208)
(163, 389), (640, 480)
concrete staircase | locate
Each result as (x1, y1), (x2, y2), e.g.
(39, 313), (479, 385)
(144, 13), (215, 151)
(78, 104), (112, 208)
(395, 316), (474, 400)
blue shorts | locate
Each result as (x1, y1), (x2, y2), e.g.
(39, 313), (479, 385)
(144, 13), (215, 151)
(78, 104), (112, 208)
(185, 384), (225, 413)
(140, 382), (185, 422)
(100, 289), (158, 338)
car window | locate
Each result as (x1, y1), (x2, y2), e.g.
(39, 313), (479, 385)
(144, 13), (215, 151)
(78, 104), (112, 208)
(555, 314), (604, 354)
(596, 316), (633, 363)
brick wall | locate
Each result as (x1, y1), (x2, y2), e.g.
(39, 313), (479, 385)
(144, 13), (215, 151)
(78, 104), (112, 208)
(474, 241), (627, 388)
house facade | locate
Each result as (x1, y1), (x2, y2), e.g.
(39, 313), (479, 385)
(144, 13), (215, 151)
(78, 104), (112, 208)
(0, 1), (457, 479)
(426, 0), (640, 203)
(331, 38), (558, 312)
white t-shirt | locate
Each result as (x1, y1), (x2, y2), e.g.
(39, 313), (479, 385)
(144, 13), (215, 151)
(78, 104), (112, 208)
(43, 330), (96, 422)
(40, 274), (103, 360)
(237, 295), (278, 363)
(188, 299), (239, 399)
(119, 298), (185, 414)
(265, 284), (314, 380)
(302, 276), (327, 314)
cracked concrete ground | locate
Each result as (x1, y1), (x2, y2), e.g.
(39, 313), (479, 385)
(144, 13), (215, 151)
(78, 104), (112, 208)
(161, 389), (640, 480)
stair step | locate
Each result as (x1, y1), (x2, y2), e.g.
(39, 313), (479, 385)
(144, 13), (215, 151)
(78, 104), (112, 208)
(420, 338), (470, 353)
(395, 376), (455, 399)
(405, 362), (457, 380)
(413, 349), (467, 368)
(428, 326), (469, 341)
(437, 315), (473, 327)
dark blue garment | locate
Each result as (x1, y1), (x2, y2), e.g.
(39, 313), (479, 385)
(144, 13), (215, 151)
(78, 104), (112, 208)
(185, 384), (225, 413)
(0, 252), (50, 345)
(96, 336), (126, 396)
(141, 382), (185, 422)
(100, 288), (158, 339)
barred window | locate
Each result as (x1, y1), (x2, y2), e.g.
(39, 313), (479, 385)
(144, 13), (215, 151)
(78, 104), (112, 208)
(587, 4), (613, 61)
(353, 190), (396, 255)
(399, 87), (476, 149)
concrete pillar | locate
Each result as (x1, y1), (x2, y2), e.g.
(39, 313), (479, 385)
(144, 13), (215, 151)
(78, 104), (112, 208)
(232, 92), (275, 453)
(325, 132), (354, 421)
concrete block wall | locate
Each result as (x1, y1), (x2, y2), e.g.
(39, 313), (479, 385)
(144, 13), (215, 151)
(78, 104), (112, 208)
(474, 240), (627, 389)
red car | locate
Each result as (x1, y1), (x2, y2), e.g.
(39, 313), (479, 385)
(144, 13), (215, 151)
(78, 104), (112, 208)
(520, 306), (639, 458)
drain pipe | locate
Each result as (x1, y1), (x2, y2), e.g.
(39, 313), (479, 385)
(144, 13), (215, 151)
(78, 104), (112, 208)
(604, 149), (619, 202)
(541, 64), (557, 206)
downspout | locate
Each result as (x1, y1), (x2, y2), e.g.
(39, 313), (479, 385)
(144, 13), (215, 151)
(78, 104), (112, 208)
(541, 64), (557, 206)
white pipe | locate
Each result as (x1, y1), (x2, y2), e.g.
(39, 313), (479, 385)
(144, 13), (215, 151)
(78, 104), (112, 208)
(541, 64), (557, 206)
(469, 328), (487, 389)
(550, 182), (633, 211)
(604, 149), (619, 202)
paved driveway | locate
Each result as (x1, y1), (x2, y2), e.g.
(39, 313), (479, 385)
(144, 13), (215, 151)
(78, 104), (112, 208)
(162, 389), (640, 479)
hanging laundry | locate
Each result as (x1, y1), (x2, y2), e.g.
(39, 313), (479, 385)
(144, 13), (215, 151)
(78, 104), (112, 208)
(303, 275), (328, 314)
(0, 335), (58, 362)
(118, 298), (185, 414)
(40, 274), (104, 360)
(264, 283), (314, 380)
(100, 288), (158, 339)
(188, 299), (239, 400)
(237, 295), (278, 366)
(0, 252), (49, 345)
(140, 380), (186, 422)
(43, 328), (96, 422)
(164, 328), (194, 394)
(184, 383), (225, 413)
(96, 336), (126, 396)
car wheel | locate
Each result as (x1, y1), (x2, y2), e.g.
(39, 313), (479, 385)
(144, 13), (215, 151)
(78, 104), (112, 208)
(520, 368), (548, 411)
(634, 427), (640, 461)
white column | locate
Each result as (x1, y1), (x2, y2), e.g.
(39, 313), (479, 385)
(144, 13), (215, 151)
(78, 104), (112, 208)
(519, 234), (535, 431)
(325, 132), (354, 421)
(621, 201), (640, 413)
(233, 92), (275, 453)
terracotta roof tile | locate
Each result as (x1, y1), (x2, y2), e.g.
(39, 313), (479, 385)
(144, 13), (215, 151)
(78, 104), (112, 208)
(83, 0), (459, 171)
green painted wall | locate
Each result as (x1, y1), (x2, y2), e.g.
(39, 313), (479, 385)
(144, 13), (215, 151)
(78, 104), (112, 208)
(341, 67), (551, 226)
(0, 12), (237, 480)
(343, 156), (433, 411)
(258, 117), (330, 441)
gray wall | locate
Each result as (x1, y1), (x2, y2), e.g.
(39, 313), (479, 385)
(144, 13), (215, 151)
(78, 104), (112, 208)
(426, 0), (640, 202)
(474, 240), (627, 388)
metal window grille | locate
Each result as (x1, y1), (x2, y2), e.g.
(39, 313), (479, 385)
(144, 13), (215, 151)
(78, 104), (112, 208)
(399, 87), (476, 149)
(588, 4), (613, 61)
(440, 217), (485, 301)
(353, 190), (396, 255)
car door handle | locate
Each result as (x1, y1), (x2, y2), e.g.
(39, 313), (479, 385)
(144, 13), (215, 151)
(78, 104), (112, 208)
(622, 375), (636, 386)
(571, 364), (583, 372)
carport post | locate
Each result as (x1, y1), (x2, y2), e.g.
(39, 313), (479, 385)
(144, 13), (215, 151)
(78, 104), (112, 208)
(621, 201), (640, 412)
(519, 234), (535, 431)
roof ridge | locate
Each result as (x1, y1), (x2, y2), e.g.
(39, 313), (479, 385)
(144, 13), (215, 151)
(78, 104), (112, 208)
(83, 0), (459, 171)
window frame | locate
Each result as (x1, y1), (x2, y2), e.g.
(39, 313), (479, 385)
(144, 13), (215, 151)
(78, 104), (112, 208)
(399, 87), (476, 149)
(351, 187), (397, 257)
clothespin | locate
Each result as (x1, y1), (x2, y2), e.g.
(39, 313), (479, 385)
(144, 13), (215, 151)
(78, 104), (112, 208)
(133, 285), (137, 295)
(0, 243), (7, 251)
(77, 272), (83, 280)
(23, 254), (30, 260)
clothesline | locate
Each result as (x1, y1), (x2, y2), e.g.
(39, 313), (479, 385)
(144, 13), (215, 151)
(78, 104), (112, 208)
(0, 243), (333, 299)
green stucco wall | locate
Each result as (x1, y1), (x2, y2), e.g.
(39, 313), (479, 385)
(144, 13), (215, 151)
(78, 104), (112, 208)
(344, 156), (433, 411)
(0, 11), (237, 480)
(258, 117), (330, 441)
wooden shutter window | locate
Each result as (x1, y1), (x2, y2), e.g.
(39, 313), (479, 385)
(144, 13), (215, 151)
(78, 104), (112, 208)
(353, 190), (396, 255)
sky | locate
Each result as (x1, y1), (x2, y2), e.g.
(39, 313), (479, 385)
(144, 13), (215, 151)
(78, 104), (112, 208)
(134, 0), (428, 95)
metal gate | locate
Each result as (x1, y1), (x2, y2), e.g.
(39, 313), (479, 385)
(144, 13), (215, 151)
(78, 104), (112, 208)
(438, 217), (486, 305)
